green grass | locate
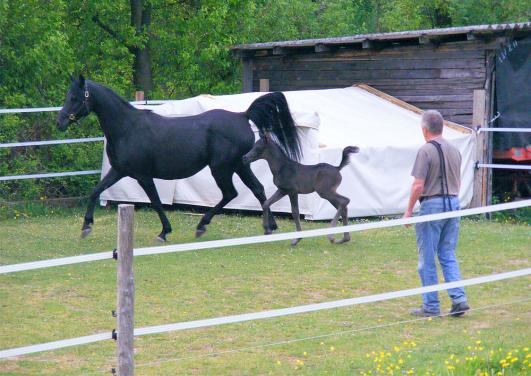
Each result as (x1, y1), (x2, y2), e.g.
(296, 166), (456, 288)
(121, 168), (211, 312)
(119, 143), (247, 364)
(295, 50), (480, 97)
(0, 206), (529, 375)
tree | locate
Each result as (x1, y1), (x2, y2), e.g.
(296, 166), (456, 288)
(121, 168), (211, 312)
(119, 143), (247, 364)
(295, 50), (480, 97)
(91, 0), (153, 94)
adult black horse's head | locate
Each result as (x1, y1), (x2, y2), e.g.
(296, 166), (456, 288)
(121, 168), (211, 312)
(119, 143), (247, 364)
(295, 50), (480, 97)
(56, 74), (91, 131)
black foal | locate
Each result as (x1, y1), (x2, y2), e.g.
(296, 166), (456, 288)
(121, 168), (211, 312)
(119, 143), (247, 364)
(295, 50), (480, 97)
(243, 134), (359, 246)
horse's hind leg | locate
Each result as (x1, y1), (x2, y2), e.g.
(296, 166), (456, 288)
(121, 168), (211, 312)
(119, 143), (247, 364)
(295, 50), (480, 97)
(333, 194), (351, 244)
(136, 176), (172, 242)
(82, 168), (123, 238)
(318, 191), (350, 244)
(235, 163), (278, 232)
(195, 168), (238, 238)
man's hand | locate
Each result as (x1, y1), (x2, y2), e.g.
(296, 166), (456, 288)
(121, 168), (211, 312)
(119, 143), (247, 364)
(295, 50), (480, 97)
(403, 178), (424, 228)
(403, 210), (413, 228)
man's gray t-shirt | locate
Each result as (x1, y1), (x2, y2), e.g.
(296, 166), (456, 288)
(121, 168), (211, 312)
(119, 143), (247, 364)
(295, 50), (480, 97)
(411, 138), (461, 197)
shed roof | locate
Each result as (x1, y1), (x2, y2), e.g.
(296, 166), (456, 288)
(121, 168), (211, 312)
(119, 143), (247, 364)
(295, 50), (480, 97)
(232, 22), (530, 53)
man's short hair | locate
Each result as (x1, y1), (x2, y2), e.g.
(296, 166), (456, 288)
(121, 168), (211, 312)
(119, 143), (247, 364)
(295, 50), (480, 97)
(421, 110), (444, 134)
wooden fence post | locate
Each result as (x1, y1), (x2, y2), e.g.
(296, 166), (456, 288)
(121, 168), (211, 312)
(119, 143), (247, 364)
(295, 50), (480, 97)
(135, 91), (144, 102)
(471, 89), (487, 208)
(259, 79), (270, 92)
(117, 204), (135, 375)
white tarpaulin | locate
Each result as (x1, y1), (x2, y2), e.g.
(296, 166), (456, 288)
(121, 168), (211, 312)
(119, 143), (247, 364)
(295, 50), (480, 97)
(100, 85), (475, 220)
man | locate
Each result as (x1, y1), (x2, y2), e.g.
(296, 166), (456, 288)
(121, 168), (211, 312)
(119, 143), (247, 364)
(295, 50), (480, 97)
(403, 110), (470, 317)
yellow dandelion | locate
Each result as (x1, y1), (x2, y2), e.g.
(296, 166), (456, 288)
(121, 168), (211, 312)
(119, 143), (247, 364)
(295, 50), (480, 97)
(524, 347), (529, 352)
(511, 357), (518, 363)
(476, 340), (482, 345)
(330, 346), (335, 352)
(407, 369), (414, 375)
(303, 352), (308, 357)
(394, 346), (400, 352)
(276, 360), (281, 365)
(398, 359), (404, 365)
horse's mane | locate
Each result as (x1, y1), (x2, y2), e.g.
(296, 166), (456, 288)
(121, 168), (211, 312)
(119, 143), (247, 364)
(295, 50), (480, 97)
(89, 81), (151, 112)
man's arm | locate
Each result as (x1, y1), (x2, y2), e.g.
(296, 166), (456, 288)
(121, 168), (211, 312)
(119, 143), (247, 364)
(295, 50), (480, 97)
(403, 178), (425, 220)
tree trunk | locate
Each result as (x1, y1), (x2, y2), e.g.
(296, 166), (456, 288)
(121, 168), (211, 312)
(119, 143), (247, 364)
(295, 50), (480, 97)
(130, 0), (153, 95)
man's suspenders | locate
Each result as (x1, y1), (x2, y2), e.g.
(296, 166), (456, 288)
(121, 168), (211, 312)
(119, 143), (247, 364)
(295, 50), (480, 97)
(428, 140), (452, 212)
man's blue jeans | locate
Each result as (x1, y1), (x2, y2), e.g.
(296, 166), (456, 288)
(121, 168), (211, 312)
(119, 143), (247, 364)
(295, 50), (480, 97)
(415, 196), (467, 313)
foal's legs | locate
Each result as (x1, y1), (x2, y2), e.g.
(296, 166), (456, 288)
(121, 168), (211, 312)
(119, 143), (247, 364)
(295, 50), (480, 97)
(82, 167), (124, 238)
(261, 189), (286, 235)
(136, 176), (172, 242)
(288, 192), (303, 247)
(235, 163), (278, 232)
(319, 191), (351, 244)
(195, 168), (238, 238)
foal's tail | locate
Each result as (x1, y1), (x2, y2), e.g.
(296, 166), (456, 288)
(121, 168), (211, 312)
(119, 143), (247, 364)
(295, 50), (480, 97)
(245, 92), (302, 161)
(338, 146), (360, 170)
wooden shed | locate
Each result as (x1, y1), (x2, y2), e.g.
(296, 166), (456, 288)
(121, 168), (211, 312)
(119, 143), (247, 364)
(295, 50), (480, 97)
(232, 22), (531, 207)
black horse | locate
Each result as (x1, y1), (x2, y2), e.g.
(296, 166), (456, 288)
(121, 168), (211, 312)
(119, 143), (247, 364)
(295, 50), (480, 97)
(56, 75), (301, 241)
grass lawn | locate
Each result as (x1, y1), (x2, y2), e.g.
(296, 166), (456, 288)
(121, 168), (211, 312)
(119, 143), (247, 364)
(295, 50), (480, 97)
(0, 205), (529, 375)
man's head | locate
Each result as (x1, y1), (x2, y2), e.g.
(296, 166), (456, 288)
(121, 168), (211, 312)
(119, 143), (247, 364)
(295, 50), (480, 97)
(420, 110), (444, 140)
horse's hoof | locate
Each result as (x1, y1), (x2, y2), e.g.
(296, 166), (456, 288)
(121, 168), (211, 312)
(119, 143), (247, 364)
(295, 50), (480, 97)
(327, 235), (335, 244)
(195, 228), (206, 238)
(264, 229), (272, 235)
(334, 236), (351, 245)
(80, 227), (92, 239)
(156, 235), (166, 243)
(270, 222), (278, 231)
(291, 239), (301, 247)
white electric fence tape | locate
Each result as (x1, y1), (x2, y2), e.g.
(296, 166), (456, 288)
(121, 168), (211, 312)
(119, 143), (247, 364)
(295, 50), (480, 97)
(0, 137), (104, 148)
(0, 268), (529, 359)
(477, 164), (531, 170)
(0, 100), (172, 115)
(0, 170), (102, 181)
(0, 199), (529, 275)
(477, 128), (531, 133)
(0, 333), (112, 359)
(132, 268), (531, 337)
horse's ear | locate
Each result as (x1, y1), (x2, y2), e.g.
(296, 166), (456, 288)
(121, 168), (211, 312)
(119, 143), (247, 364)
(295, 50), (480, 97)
(78, 74), (85, 88)
(264, 132), (272, 142)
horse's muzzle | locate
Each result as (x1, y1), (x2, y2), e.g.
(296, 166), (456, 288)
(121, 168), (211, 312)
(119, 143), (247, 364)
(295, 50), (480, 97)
(56, 111), (70, 131)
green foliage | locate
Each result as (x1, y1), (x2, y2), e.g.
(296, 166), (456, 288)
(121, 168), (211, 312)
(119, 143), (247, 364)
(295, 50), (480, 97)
(1, 0), (529, 201)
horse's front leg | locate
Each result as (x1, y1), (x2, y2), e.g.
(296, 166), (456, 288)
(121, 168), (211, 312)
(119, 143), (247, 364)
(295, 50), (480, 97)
(262, 189), (286, 235)
(82, 168), (124, 238)
(136, 177), (172, 242)
(288, 192), (303, 246)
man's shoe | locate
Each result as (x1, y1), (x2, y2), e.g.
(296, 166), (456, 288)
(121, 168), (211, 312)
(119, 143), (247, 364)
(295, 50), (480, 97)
(410, 308), (440, 317)
(450, 302), (470, 317)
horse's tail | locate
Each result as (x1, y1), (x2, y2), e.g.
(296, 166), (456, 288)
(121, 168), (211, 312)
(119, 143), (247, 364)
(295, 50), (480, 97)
(338, 146), (360, 170)
(245, 92), (302, 161)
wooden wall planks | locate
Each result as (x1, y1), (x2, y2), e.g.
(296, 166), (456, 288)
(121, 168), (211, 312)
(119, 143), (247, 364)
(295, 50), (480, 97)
(248, 41), (492, 126)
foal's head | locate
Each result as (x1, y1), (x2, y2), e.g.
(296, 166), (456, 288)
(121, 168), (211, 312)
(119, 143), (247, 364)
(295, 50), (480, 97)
(242, 133), (285, 164)
(56, 74), (92, 131)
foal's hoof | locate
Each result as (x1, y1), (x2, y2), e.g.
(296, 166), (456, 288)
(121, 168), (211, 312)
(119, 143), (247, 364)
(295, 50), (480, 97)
(195, 228), (206, 238)
(333, 234), (351, 245)
(80, 227), (92, 239)
(290, 238), (301, 247)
